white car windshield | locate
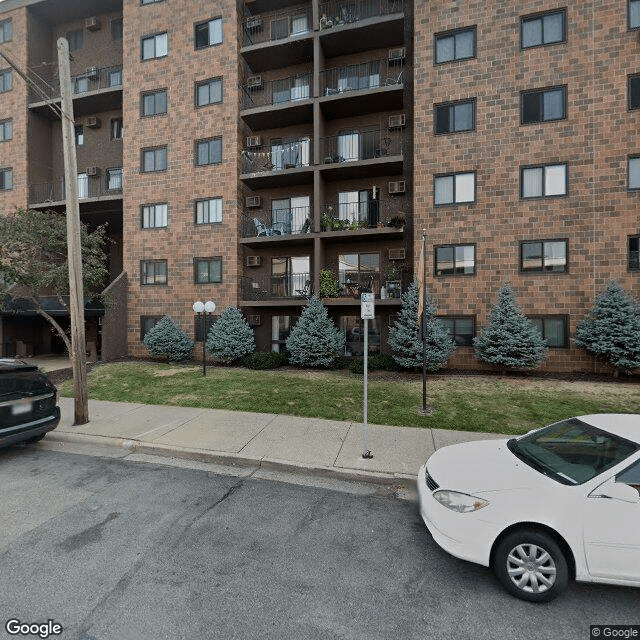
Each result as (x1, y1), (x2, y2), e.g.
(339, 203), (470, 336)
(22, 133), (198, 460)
(508, 418), (639, 485)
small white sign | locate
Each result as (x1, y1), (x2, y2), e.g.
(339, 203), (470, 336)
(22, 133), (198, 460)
(361, 292), (375, 319)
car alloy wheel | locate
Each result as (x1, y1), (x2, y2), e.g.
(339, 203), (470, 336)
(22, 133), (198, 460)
(494, 530), (569, 602)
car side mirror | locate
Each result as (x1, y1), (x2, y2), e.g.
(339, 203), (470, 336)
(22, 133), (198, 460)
(589, 479), (640, 504)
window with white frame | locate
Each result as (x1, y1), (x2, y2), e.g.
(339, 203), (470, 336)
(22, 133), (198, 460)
(195, 18), (223, 49)
(142, 203), (168, 228)
(195, 198), (222, 224)
(521, 163), (567, 198)
(141, 260), (167, 285)
(521, 239), (567, 272)
(435, 244), (476, 275)
(106, 168), (122, 191)
(195, 77), (222, 107)
(628, 156), (640, 190)
(0, 168), (12, 190)
(521, 10), (565, 48)
(434, 171), (475, 205)
(0, 19), (12, 43)
(0, 119), (12, 142)
(0, 69), (12, 93)
(142, 32), (168, 60)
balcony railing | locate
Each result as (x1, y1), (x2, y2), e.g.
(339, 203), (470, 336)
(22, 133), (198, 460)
(319, 0), (403, 28)
(242, 273), (312, 300)
(321, 128), (403, 164)
(29, 172), (123, 205)
(321, 264), (408, 299)
(242, 138), (312, 173)
(321, 198), (406, 230)
(29, 65), (123, 102)
(243, 207), (315, 238)
(243, 8), (312, 46)
(242, 73), (312, 109)
(320, 59), (404, 96)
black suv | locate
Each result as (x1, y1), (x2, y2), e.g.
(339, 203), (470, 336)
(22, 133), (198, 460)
(0, 359), (60, 448)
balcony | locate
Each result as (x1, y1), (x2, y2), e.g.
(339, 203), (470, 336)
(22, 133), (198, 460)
(28, 65), (123, 119)
(242, 8), (313, 72)
(319, 0), (404, 57)
(320, 263), (407, 305)
(241, 273), (312, 304)
(241, 137), (313, 188)
(29, 172), (123, 208)
(241, 208), (315, 244)
(320, 128), (403, 180)
(319, 58), (405, 118)
(241, 73), (313, 129)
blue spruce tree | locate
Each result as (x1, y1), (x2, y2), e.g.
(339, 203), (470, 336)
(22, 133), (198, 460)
(574, 281), (640, 374)
(206, 307), (256, 364)
(473, 282), (547, 370)
(388, 281), (456, 370)
(286, 296), (344, 367)
(143, 316), (194, 362)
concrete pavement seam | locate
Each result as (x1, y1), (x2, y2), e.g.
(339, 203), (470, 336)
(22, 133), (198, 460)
(236, 411), (281, 455)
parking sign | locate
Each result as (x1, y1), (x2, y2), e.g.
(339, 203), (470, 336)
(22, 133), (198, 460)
(361, 292), (375, 319)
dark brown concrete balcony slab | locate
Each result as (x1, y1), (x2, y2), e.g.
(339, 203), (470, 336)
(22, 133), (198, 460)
(29, 174), (123, 209)
(241, 101), (313, 130)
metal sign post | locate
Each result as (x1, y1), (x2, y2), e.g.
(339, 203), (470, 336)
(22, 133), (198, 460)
(361, 293), (375, 459)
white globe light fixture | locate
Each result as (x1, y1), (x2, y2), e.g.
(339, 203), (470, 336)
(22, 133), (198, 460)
(204, 300), (216, 313)
(192, 301), (205, 313)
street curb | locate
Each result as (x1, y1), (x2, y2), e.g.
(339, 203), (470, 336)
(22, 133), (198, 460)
(46, 431), (416, 487)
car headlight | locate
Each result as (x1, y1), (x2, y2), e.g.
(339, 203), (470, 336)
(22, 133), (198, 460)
(433, 490), (488, 513)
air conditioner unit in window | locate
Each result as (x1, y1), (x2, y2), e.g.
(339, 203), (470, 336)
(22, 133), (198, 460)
(245, 255), (262, 267)
(246, 17), (263, 31)
(388, 248), (406, 260)
(246, 135), (262, 148)
(86, 166), (99, 176)
(388, 180), (406, 195)
(388, 48), (406, 63)
(246, 75), (263, 89)
(86, 116), (101, 128)
(85, 16), (101, 31)
(388, 114), (406, 129)
(246, 195), (261, 208)
(247, 315), (261, 326)
(86, 66), (99, 79)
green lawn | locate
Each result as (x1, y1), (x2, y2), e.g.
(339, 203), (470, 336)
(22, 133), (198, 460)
(59, 362), (640, 435)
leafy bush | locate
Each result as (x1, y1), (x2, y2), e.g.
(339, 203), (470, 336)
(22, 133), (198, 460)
(240, 351), (289, 370)
(206, 307), (255, 364)
(143, 316), (194, 362)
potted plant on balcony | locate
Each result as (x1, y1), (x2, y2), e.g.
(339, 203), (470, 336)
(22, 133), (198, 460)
(385, 212), (405, 228)
(319, 269), (340, 298)
(321, 207), (334, 231)
(384, 265), (401, 298)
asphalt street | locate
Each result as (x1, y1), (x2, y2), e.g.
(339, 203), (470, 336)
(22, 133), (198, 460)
(0, 447), (638, 640)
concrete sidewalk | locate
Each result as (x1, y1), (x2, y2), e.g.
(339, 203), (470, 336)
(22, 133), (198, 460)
(52, 397), (508, 484)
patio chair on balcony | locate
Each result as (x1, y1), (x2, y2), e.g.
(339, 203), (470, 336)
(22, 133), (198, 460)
(253, 218), (283, 237)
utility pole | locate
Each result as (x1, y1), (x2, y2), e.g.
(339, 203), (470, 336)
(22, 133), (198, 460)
(57, 37), (89, 425)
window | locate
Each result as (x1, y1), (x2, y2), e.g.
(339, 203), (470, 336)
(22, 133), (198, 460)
(521, 10), (565, 48)
(111, 18), (123, 41)
(271, 196), (311, 234)
(616, 459), (640, 496)
(435, 100), (475, 134)
(142, 0), (164, 4)
(195, 77), (222, 107)
(142, 32), (167, 60)
(108, 69), (122, 87)
(67, 29), (83, 52)
(0, 168), (12, 191)
(74, 125), (84, 146)
(341, 316), (381, 356)
(141, 260), (167, 285)
(530, 316), (568, 348)
(0, 69), (12, 93)
(106, 168), (123, 191)
(628, 156), (640, 190)
(195, 197), (222, 224)
(271, 257), (310, 296)
(521, 86), (566, 124)
(434, 172), (476, 205)
(271, 137), (310, 169)
(521, 239), (567, 272)
(141, 89), (167, 116)
(0, 19), (12, 43)
(140, 315), (162, 340)
(111, 118), (123, 140)
(629, 235), (640, 270)
(271, 316), (297, 353)
(77, 173), (88, 199)
(195, 137), (222, 166)
(629, 74), (640, 110)
(194, 257), (222, 283)
(435, 244), (475, 275)
(73, 75), (89, 94)
(338, 253), (380, 294)
(141, 146), (167, 172)
(142, 203), (168, 228)
(435, 27), (476, 64)
(195, 18), (223, 49)
(273, 74), (311, 104)
(440, 316), (475, 346)
(0, 119), (12, 142)
(630, 0), (640, 28)
(521, 163), (567, 198)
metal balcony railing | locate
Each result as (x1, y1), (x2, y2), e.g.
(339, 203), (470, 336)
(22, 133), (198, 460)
(243, 7), (312, 46)
(241, 137), (312, 173)
(321, 264), (408, 299)
(29, 65), (123, 103)
(321, 128), (403, 164)
(319, 0), (403, 27)
(29, 171), (123, 205)
(242, 73), (312, 109)
(320, 59), (404, 96)
(242, 273), (312, 300)
(243, 207), (315, 238)
(320, 197), (406, 230)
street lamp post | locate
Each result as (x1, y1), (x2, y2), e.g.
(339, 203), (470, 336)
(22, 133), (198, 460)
(193, 300), (216, 376)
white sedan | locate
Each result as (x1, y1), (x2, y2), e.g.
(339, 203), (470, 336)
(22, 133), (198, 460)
(417, 414), (640, 602)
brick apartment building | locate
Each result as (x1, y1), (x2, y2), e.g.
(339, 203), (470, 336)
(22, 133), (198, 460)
(0, 0), (638, 374)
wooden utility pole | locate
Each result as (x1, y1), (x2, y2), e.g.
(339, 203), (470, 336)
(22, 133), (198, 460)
(57, 37), (89, 424)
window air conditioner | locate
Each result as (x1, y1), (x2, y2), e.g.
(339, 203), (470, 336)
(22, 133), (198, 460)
(86, 166), (99, 176)
(86, 116), (101, 128)
(388, 248), (406, 260)
(85, 17), (101, 31)
(388, 114), (406, 129)
(245, 256), (262, 267)
(246, 135), (262, 148)
(246, 75), (263, 89)
(388, 180), (406, 194)
(388, 48), (406, 63)
(246, 195), (261, 208)
(246, 17), (263, 31)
